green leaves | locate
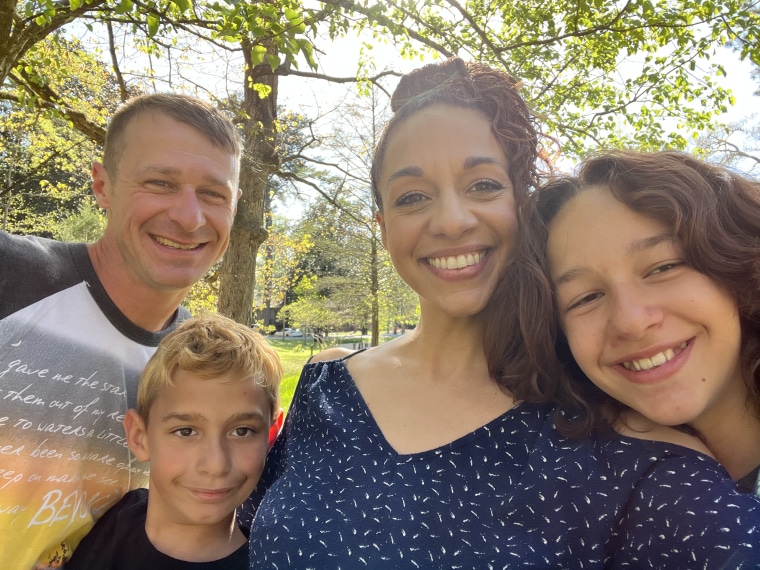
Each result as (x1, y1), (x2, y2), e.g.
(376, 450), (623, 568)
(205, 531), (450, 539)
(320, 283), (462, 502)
(170, 0), (192, 12)
(251, 44), (268, 66)
(147, 14), (160, 37)
(115, 0), (133, 14)
(332, 0), (758, 157)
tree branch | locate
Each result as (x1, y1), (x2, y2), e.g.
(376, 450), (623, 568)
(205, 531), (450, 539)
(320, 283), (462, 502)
(277, 171), (366, 225)
(106, 20), (129, 101)
(317, 0), (454, 58)
(12, 68), (106, 145)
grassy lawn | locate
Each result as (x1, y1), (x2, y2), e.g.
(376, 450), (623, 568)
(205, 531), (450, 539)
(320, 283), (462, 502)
(264, 338), (314, 410)
(265, 334), (389, 411)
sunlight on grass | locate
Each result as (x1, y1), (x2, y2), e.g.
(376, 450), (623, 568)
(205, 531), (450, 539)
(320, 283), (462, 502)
(265, 334), (384, 411)
(265, 337), (315, 411)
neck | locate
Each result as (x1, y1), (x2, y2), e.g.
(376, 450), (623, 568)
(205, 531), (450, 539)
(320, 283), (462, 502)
(87, 241), (187, 332)
(392, 312), (489, 383)
(145, 509), (245, 562)
(692, 388), (760, 480)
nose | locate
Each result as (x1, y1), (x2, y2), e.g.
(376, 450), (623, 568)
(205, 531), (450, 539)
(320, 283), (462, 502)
(167, 186), (206, 232)
(607, 284), (663, 341)
(198, 436), (232, 477)
(428, 192), (477, 239)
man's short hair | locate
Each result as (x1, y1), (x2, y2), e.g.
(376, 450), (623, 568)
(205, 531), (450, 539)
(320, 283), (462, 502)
(102, 93), (241, 179)
(137, 313), (282, 424)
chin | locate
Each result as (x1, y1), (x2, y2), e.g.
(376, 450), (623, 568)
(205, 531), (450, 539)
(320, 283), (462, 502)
(643, 408), (700, 428)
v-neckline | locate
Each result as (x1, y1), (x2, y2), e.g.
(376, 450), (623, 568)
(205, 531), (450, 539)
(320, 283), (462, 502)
(331, 358), (524, 459)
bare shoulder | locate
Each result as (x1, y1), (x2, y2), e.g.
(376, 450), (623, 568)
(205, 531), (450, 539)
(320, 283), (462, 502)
(308, 347), (356, 363)
(615, 410), (714, 457)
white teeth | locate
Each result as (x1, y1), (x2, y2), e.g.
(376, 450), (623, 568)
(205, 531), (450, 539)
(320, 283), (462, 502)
(649, 352), (667, 367)
(429, 251), (483, 270)
(621, 343), (686, 371)
(155, 236), (200, 250)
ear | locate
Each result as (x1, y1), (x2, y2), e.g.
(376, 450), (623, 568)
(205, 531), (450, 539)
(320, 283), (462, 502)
(233, 188), (242, 216)
(268, 408), (284, 449)
(91, 162), (112, 209)
(375, 210), (388, 250)
(124, 408), (151, 462)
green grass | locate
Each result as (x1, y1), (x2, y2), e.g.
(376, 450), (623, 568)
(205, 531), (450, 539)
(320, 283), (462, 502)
(265, 337), (320, 410)
(265, 333), (398, 411)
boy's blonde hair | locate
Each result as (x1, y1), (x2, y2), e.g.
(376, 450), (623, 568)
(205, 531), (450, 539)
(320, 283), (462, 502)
(138, 314), (282, 424)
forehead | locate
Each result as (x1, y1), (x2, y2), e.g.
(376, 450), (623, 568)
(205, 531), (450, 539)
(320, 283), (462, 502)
(119, 113), (237, 170)
(151, 369), (266, 409)
(547, 185), (670, 268)
(380, 105), (506, 183)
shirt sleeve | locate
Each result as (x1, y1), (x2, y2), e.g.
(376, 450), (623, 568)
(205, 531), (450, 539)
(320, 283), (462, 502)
(609, 454), (760, 568)
(64, 489), (147, 569)
(237, 363), (316, 528)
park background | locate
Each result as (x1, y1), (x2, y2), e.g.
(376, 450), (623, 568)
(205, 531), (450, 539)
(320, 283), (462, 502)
(3, 0), (760, 407)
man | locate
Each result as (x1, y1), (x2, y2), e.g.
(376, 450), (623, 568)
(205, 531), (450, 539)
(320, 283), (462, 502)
(0, 94), (241, 569)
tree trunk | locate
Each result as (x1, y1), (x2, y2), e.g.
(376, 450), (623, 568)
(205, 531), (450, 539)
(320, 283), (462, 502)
(217, 39), (279, 324)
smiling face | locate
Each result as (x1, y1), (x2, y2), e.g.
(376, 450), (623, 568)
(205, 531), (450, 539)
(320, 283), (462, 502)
(547, 184), (744, 430)
(125, 368), (271, 531)
(375, 104), (518, 319)
(92, 112), (239, 294)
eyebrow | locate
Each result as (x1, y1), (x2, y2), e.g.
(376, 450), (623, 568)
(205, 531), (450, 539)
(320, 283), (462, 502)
(162, 412), (206, 423)
(625, 234), (674, 256)
(385, 155), (507, 190)
(385, 166), (423, 189)
(553, 233), (675, 287)
(462, 156), (507, 171)
(161, 411), (267, 423)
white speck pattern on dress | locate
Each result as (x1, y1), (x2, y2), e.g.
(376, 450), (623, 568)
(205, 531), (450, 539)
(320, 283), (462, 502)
(243, 359), (760, 569)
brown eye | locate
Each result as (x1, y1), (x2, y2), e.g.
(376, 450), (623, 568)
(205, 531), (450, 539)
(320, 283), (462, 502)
(648, 262), (684, 276)
(568, 292), (604, 311)
(469, 179), (505, 194)
(395, 192), (427, 207)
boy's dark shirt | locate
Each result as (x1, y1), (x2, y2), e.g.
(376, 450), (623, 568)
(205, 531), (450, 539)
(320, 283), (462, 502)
(66, 489), (248, 569)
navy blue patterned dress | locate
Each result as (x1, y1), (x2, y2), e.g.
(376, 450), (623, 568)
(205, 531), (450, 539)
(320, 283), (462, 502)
(242, 359), (760, 569)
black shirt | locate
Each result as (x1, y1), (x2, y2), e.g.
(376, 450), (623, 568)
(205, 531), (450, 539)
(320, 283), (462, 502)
(66, 489), (248, 569)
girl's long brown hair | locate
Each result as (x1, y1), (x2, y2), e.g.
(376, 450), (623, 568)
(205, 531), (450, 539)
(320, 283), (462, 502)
(487, 149), (760, 437)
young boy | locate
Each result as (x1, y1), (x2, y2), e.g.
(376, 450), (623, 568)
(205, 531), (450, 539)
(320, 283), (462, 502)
(66, 314), (283, 569)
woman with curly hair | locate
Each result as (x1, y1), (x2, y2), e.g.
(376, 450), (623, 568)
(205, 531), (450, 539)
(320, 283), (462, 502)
(245, 65), (760, 568)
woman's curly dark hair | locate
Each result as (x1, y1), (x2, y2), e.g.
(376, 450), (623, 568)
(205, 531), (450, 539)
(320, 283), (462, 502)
(371, 57), (544, 215)
(486, 149), (760, 438)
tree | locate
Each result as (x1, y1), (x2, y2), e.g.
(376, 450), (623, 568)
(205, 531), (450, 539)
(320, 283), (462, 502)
(312, 88), (388, 344)
(0, 35), (131, 235)
(279, 276), (346, 335)
(286, 183), (419, 342)
(693, 116), (760, 174)
(0, 100), (96, 235)
(285, 197), (373, 333)
(254, 213), (314, 331)
(378, 259), (420, 333)
(4, 0), (760, 328)
(52, 197), (106, 242)
(730, 2), (760, 95)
